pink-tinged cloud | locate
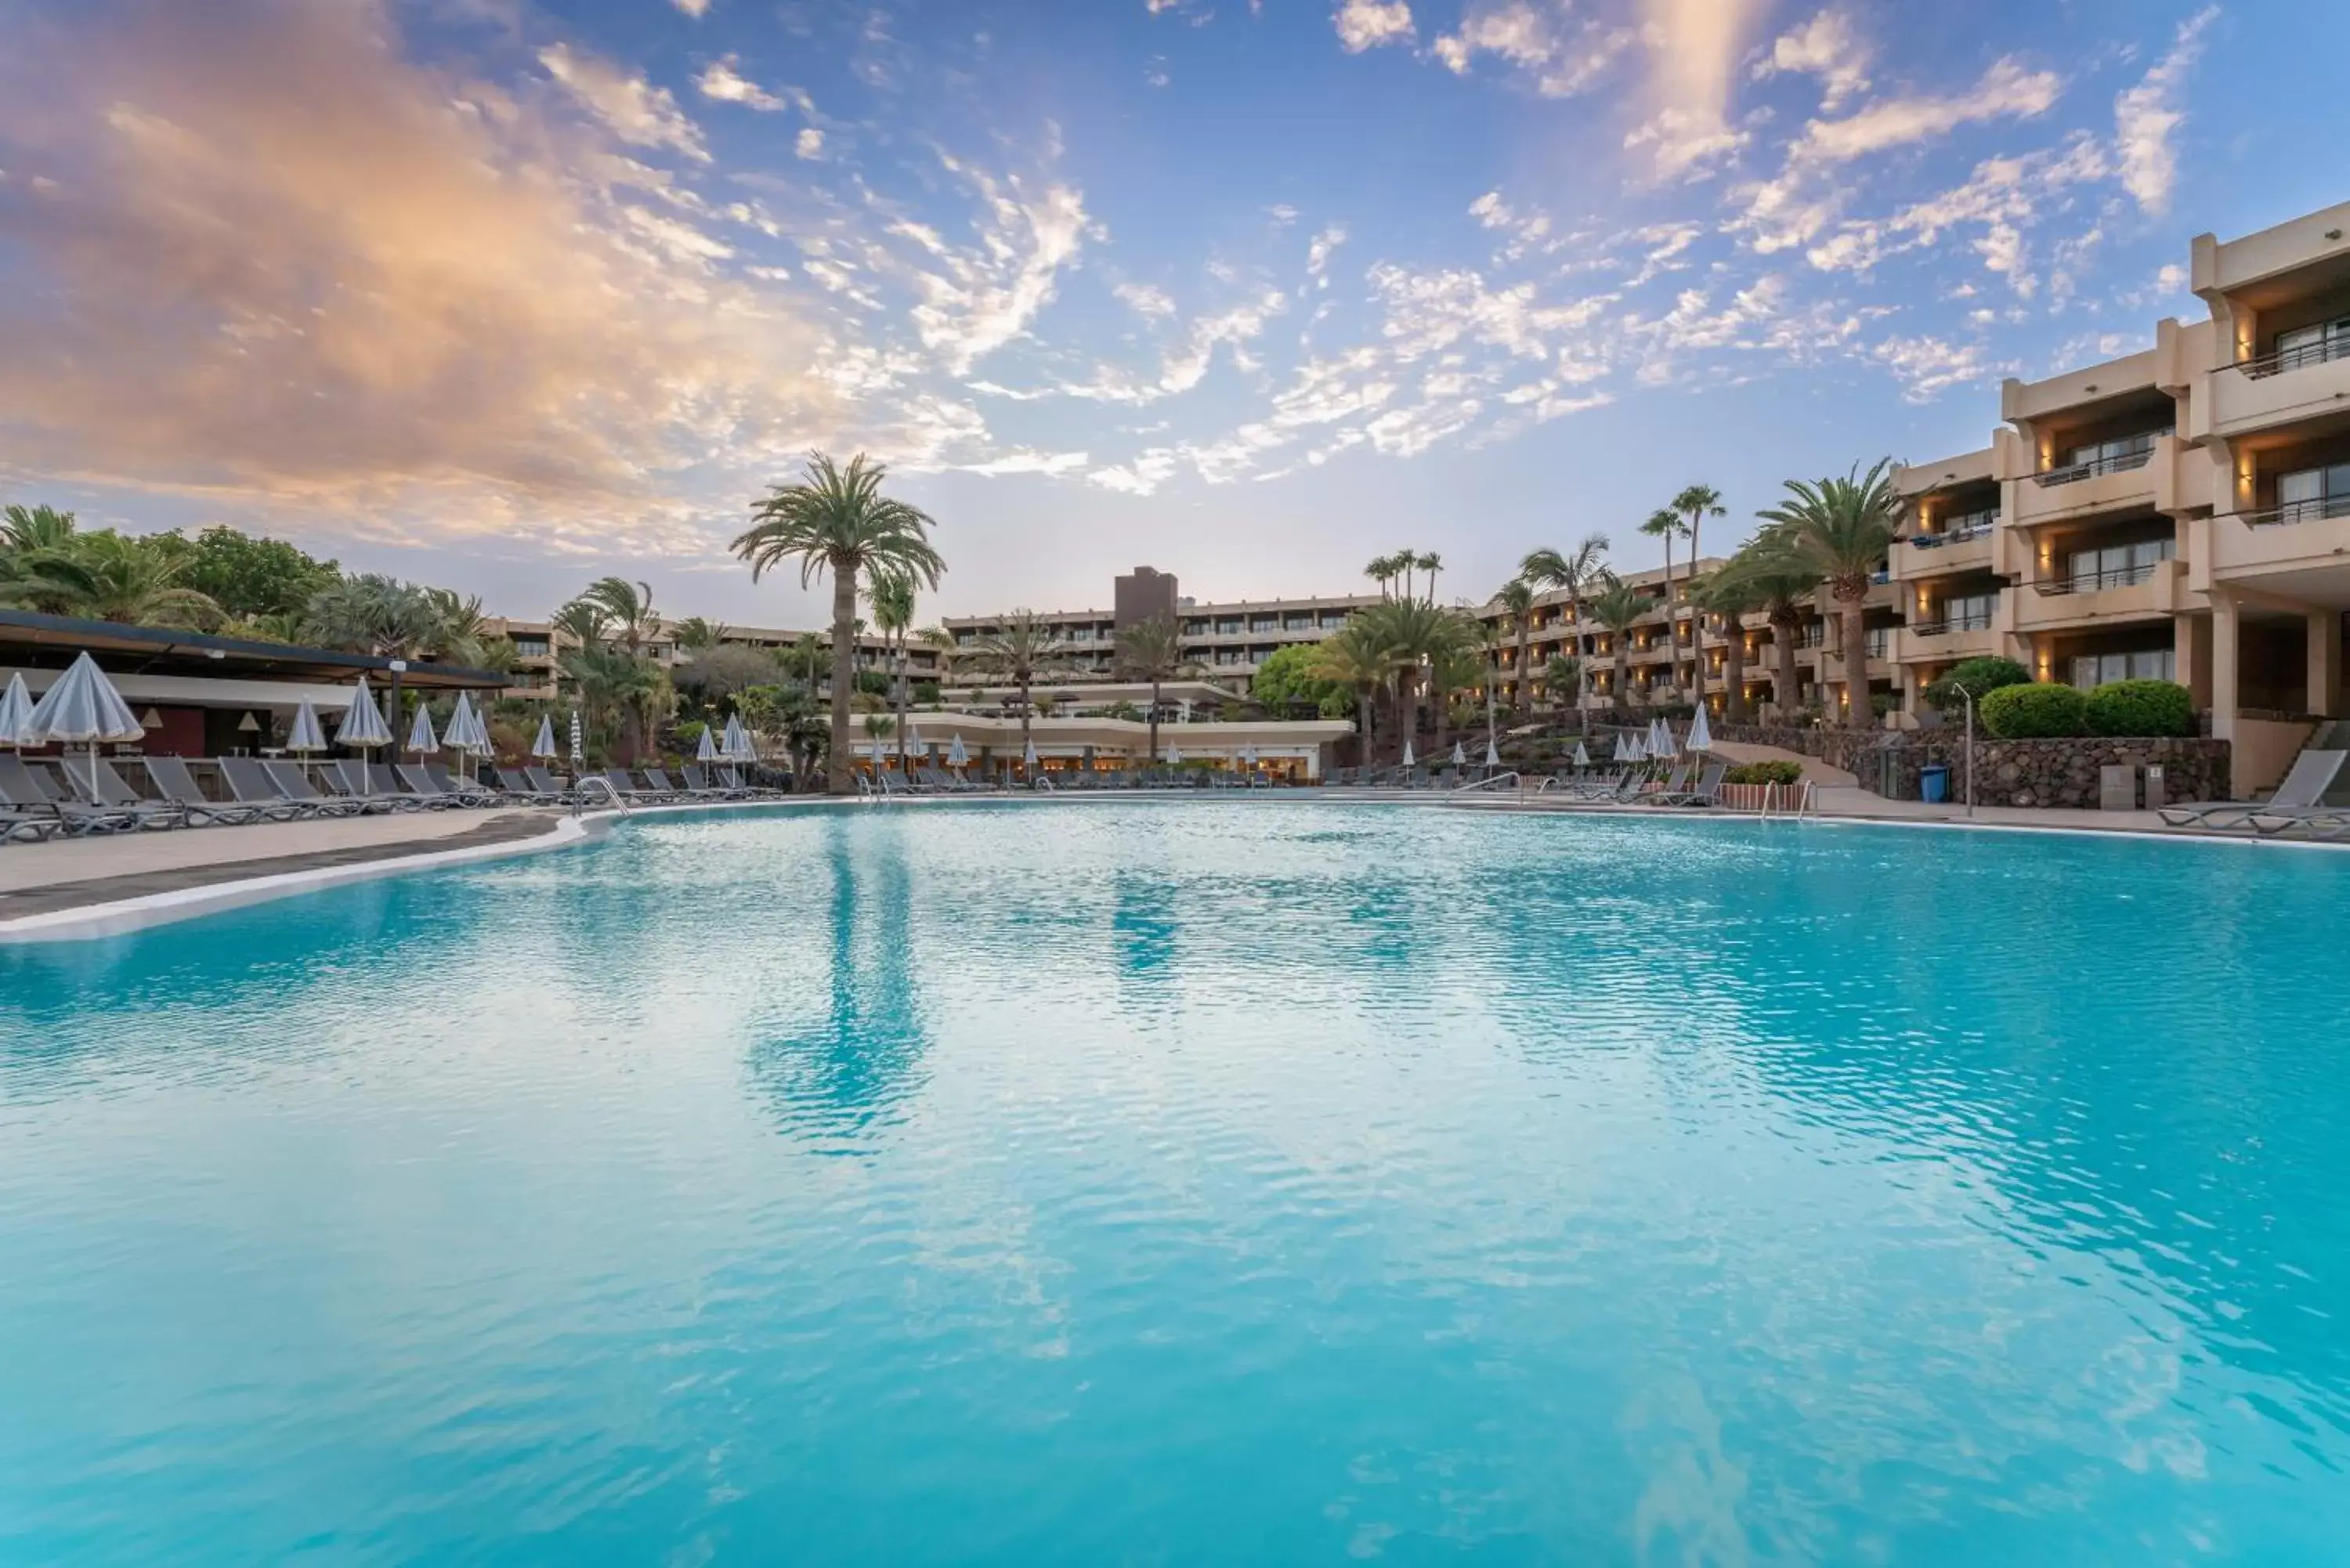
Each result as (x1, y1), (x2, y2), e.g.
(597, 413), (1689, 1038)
(0, 0), (834, 544)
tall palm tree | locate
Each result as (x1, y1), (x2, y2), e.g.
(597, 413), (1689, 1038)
(1307, 617), (1389, 757)
(1640, 508), (1690, 699)
(1519, 533), (1608, 708)
(1115, 612), (1195, 762)
(1355, 596), (1477, 763)
(1672, 484), (1727, 699)
(868, 570), (916, 769)
(560, 642), (660, 765)
(1687, 565), (1766, 722)
(36, 533), (219, 627)
(1719, 543), (1817, 719)
(1755, 460), (1901, 728)
(1417, 551), (1442, 605)
(967, 610), (1066, 758)
(1494, 578), (1536, 710)
(672, 616), (729, 651)
(1585, 573), (1657, 713)
(732, 453), (945, 793)
(305, 573), (449, 759)
(577, 577), (658, 654)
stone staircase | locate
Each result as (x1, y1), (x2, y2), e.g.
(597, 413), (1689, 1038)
(2310, 719), (2350, 804)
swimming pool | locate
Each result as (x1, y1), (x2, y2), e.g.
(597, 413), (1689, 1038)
(4, 800), (2348, 1563)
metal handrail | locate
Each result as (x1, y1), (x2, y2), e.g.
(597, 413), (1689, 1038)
(1908, 614), (1996, 638)
(2033, 446), (2160, 487)
(1907, 515), (1998, 548)
(1450, 770), (1520, 794)
(2035, 561), (2164, 596)
(2234, 334), (2350, 379)
(2239, 493), (2350, 529)
(573, 775), (627, 815)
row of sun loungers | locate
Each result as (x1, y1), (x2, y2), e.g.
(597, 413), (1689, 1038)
(1321, 761), (1730, 807)
(0, 756), (788, 842)
(2157, 749), (2350, 838)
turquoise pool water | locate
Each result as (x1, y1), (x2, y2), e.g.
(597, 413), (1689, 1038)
(4, 801), (2348, 1564)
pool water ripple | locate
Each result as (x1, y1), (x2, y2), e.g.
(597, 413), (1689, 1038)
(4, 800), (2350, 1563)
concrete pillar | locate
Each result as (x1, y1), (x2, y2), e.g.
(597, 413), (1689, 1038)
(2308, 610), (2342, 719)
(2211, 593), (2240, 743)
(2175, 612), (2211, 708)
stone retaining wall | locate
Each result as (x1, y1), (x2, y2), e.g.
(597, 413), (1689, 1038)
(1712, 724), (2230, 807)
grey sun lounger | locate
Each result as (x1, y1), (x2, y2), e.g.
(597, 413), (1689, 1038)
(1649, 761), (1730, 807)
(525, 766), (573, 799)
(366, 762), (455, 810)
(143, 756), (270, 827)
(262, 759), (369, 818)
(66, 757), (188, 829)
(0, 753), (142, 835)
(0, 807), (60, 843)
(2158, 749), (2345, 832)
(219, 757), (313, 821)
(310, 760), (408, 813)
(423, 763), (499, 806)
(496, 767), (567, 804)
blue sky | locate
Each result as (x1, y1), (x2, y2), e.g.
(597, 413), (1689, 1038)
(0, 0), (2339, 626)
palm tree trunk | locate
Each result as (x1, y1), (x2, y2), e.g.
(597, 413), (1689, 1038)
(1569, 593), (1585, 708)
(1842, 595), (1872, 728)
(1772, 616), (1801, 717)
(1723, 627), (1746, 723)
(1401, 671), (1419, 761)
(1516, 627), (1530, 711)
(1614, 648), (1629, 712)
(1148, 677), (1162, 761)
(894, 637), (909, 770)
(1662, 538), (1680, 700)
(826, 566), (855, 793)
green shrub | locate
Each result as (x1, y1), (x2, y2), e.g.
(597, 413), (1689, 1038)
(2084, 678), (2194, 737)
(1724, 760), (1803, 786)
(1920, 656), (2031, 715)
(1979, 681), (2088, 738)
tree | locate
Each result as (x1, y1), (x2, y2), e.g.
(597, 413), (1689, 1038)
(1519, 533), (1608, 707)
(672, 616), (729, 651)
(1585, 574), (1657, 711)
(1755, 459), (1901, 728)
(576, 577), (659, 655)
(305, 574), (449, 759)
(1115, 612), (1196, 762)
(1671, 485), (1727, 703)
(1252, 641), (1352, 717)
(2, 504), (78, 554)
(1418, 551), (1442, 605)
(966, 610), (1067, 757)
(671, 644), (786, 717)
(31, 532), (220, 627)
(732, 453), (945, 794)
(1640, 507), (1690, 699)
(1494, 578), (1536, 710)
(1353, 596), (1479, 763)
(1921, 656), (2032, 717)
(178, 525), (339, 620)
(868, 569), (916, 769)
(1687, 565), (1765, 722)
(560, 642), (661, 764)
(1307, 619), (1390, 751)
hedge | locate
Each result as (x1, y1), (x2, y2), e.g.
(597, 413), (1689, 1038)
(1724, 760), (1803, 786)
(1920, 656), (2032, 715)
(1979, 681), (2088, 738)
(2084, 678), (2195, 737)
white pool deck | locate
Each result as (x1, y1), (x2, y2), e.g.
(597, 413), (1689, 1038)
(0, 786), (2327, 945)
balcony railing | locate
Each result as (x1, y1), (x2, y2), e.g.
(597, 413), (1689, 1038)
(1907, 613), (1996, 638)
(2034, 562), (2162, 596)
(2240, 492), (2350, 529)
(2033, 447), (2158, 487)
(2235, 334), (2350, 380)
(1907, 514), (1998, 547)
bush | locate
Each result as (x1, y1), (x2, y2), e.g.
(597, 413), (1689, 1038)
(1724, 760), (1803, 786)
(2084, 678), (2194, 737)
(1920, 656), (2031, 715)
(1979, 681), (2088, 738)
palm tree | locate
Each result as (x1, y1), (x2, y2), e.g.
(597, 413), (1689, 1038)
(1519, 533), (1608, 707)
(421, 587), (496, 667)
(1687, 565), (1765, 722)
(1585, 573), (1657, 713)
(1640, 508), (1690, 699)
(577, 577), (658, 654)
(672, 616), (729, 652)
(1354, 596), (1477, 763)
(1, 503), (78, 555)
(305, 573), (450, 759)
(868, 570), (916, 769)
(560, 642), (660, 765)
(1417, 551), (1442, 605)
(1115, 612), (1195, 762)
(1672, 484), (1727, 699)
(1307, 618), (1389, 757)
(1755, 459), (1901, 728)
(732, 453), (945, 794)
(1716, 543), (1815, 720)
(966, 610), (1066, 757)
(1494, 578), (1536, 710)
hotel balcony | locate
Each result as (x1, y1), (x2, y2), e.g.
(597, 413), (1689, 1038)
(2008, 438), (2170, 528)
(2200, 337), (2350, 443)
(1893, 515), (1997, 580)
(2210, 491), (2350, 599)
(1889, 618), (2002, 667)
(2012, 556), (2190, 634)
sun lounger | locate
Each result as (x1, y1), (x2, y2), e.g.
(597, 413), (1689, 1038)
(218, 757), (311, 821)
(679, 764), (733, 799)
(492, 767), (566, 804)
(260, 759), (368, 818)
(641, 768), (694, 800)
(0, 808), (60, 843)
(66, 757), (187, 829)
(525, 766), (574, 799)
(2159, 750), (2345, 831)
(1648, 761), (1729, 807)
(141, 756), (269, 826)
(423, 763), (499, 806)
(310, 760), (407, 813)
(0, 753), (142, 835)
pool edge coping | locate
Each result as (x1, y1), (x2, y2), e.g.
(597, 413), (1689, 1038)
(2, 789), (2342, 945)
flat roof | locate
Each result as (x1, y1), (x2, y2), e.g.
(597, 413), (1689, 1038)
(0, 610), (512, 691)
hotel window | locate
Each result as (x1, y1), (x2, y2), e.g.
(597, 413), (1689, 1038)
(1320, 612), (1348, 629)
(2274, 316), (2350, 372)
(1249, 616), (1277, 633)
(512, 637), (550, 657)
(1937, 591), (1998, 630)
(2066, 537), (2172, 591)
(2277, 461), (2350, 524)
(2056, 430), (2164, 476)
(1283, 615), (1313, 630)
(1217, 618), (1243, 634)
(2070, 649), (2175, 689)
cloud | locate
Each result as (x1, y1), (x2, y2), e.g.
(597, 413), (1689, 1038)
(1334, 0), (1415, 54)
(960, 449), (1090, 477)
(538, 42), (709, 162)
(796, 127), (825, 159)
(1752, 11), (1870, 110)
(673, 0), (711, 15)
(0, 0), (832, 533)
(1630, 0), (1762, 174)
(896, 156), (1094, 375)
(1434, 3), (1633, 96)
(696, 56), (806, 115)
(2114, 6), (2216, 215)
(1115, 281), (1179, 318)
(1871, 334), (2006, 402)
(1795, 56), (2060, 163)
(1305, 224), (1347, 285)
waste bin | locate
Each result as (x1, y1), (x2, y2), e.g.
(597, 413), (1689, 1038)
(1919, 764), (1950, 804)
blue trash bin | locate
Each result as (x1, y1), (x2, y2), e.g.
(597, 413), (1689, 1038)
(1919, 764), (1950, 804)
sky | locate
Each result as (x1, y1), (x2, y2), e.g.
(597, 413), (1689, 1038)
(0, 0), (2341, 628)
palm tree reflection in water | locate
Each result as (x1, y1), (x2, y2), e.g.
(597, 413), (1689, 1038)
(751, 815), (930, 1147)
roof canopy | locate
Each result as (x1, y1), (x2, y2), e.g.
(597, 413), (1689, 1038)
(0, 610), (510, 692)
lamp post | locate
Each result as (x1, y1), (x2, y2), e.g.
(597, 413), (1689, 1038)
(1962, 685), (1976, 818)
